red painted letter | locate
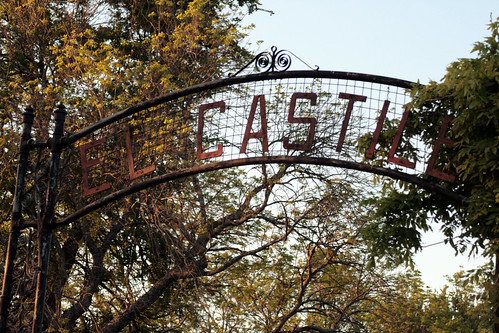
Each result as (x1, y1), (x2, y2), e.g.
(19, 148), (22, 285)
(80, 138), (111, 196)
(366, 100), (390, 158)
(197, 101), (225, 160)
(125, 126), (156, 180)
(387, 108), (416, 169)
(240, 95), (269, 154)
(425, 115), (456, 182)
(283, 93), (317, 151)
(337, 93), (367, 152)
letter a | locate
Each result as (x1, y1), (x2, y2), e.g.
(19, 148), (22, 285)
(240, 95), (269, 154)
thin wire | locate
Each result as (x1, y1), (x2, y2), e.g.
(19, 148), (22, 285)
(422, 240), (446, 248)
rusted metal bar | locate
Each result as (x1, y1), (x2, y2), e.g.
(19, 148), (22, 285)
(0, 107), (36, 332)
(66, 70), (415, 144)
(32, 104), (67, 333)
(52, 156), (469, 228)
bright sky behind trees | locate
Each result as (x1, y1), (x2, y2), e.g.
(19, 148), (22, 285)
(243, 0), (499, 289)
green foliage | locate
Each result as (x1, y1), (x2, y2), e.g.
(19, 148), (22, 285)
(1, 1), (496, 331)
(362, 17), (499, 264)
(364, 268), (493, 333)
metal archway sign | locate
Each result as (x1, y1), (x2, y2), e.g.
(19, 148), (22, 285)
(1, 48), (467, 332)
(59, 70), (465, 227)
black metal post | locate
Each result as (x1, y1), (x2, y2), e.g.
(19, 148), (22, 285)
(494, 250), (499, 333)
(31, 104), (67, 333)
(0, 107), (36, 332)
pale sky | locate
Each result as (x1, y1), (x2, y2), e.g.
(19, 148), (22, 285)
(243, 0), (498, 289)
(243, 0), (497, 83)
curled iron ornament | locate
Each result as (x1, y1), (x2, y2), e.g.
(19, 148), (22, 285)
(230, 46), (318, 77)
(255, 46), (292, 73)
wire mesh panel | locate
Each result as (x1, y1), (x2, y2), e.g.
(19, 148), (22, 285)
(59, 71), (456, 223)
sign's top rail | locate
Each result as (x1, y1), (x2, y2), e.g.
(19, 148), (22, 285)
(50, 68), (466, 227)
(67, 70), (415, 144)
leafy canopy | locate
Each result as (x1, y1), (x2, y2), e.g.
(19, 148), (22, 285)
(363, 17), (499, 265)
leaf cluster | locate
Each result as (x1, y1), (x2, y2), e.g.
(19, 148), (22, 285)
(362, 17), (499, 265)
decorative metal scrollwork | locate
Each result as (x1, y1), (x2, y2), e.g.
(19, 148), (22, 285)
(230, 46), (318, 77)
(254, 46), (292, 73)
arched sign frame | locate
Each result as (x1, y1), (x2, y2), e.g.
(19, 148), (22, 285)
(56, 70), (466, 226)
(1, 63), (468, 332)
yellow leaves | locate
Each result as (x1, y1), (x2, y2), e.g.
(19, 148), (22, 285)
(1, 0), (254, 131)
(51, 29), (103, 78)
(156, 0), (175, 7)
(150, 32), (166, 49)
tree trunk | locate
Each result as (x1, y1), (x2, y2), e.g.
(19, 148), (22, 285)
(494, 251), (499, 333)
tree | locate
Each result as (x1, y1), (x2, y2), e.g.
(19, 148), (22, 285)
(363, 268), (492, 333)
(0, 2), (396, 331)
(191, 184), (385, 332)
(361, 16), (499, 329)
(0, 0), (269, 331)
(2, 1), (495, 332)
